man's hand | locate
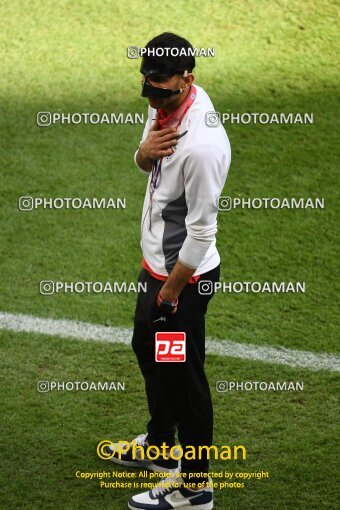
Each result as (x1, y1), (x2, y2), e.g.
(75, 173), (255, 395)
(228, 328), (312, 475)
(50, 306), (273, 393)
(158, 259), (196, 313)
(136, 116), (179, 172)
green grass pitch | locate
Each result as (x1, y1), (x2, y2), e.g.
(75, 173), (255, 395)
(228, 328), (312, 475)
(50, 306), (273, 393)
(0, 1), (339, 509)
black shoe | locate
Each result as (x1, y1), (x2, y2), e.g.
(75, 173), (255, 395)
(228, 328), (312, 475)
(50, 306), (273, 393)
(128, 472), (214, 509)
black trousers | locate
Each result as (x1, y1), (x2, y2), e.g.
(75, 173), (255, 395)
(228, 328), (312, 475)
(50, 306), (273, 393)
(131, 265), (220, 479)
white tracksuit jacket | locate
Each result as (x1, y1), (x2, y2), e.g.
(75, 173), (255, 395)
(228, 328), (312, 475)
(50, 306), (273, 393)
(134, 84), (231, 277)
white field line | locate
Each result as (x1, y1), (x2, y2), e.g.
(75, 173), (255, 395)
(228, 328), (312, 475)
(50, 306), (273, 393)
(0, 311), (339, 373)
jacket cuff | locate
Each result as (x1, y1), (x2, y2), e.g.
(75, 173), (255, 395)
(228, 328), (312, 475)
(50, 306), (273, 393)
(178, 236), (213, 269)
(134, 149), (151, 175)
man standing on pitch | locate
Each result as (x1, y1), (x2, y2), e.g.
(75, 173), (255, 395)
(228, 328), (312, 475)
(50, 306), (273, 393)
(108, 32), (231, 510)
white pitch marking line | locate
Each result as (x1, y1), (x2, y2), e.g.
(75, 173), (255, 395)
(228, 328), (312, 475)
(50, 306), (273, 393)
(0, 311), (339, 372)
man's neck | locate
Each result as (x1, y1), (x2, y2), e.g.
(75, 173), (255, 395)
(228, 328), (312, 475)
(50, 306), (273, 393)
(161, 87), (191, 116)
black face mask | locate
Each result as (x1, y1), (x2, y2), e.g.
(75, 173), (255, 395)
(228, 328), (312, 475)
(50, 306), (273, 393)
(141, 77), (182, 98)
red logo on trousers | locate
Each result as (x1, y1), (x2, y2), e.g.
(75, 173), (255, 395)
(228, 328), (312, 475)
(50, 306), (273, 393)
(155, 332), (186, 362)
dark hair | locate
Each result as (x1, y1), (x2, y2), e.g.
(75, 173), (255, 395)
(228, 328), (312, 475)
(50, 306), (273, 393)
(140, 32), (195, 77)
